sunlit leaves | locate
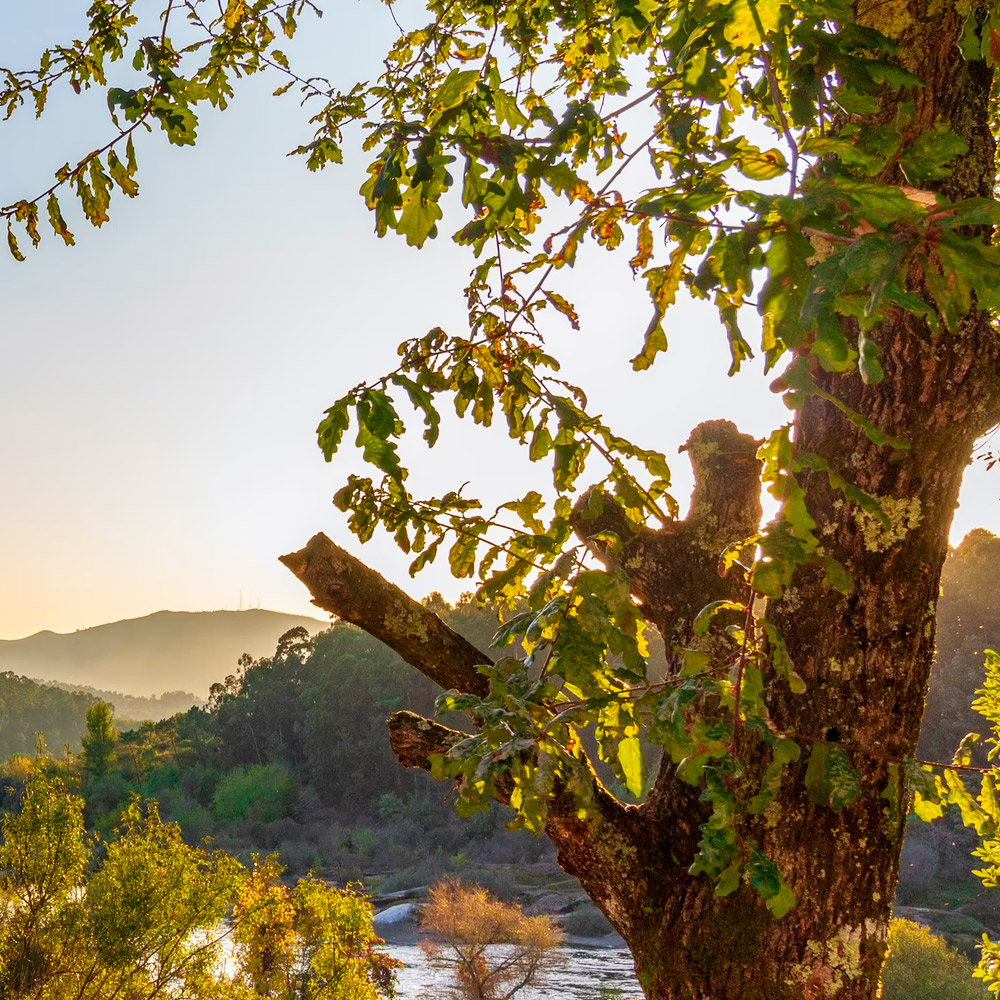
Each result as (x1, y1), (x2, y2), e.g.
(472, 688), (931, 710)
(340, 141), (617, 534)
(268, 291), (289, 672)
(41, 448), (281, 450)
(0, 761), (398, 999)
(233, 858), (397, 999)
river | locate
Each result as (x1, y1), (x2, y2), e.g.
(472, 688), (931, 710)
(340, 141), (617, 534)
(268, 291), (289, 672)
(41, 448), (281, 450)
(387, 943), (644, 999)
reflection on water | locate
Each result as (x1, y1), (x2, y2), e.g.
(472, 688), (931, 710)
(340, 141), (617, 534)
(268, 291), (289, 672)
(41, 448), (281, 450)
(388, 944), (643, 999)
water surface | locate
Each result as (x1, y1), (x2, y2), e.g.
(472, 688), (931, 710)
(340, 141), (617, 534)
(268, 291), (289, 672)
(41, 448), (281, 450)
(388, 943), (643, 999)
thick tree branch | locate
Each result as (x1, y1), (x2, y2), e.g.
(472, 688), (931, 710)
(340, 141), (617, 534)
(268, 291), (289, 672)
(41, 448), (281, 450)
(387, 709), (654, 938)
(387, 710), (483, 779)
(572, 419), (761, 645)
(279, 533), (492, 697)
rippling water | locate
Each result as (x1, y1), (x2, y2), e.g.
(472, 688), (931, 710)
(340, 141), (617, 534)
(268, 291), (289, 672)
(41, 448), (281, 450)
(388, 944), (644, 999)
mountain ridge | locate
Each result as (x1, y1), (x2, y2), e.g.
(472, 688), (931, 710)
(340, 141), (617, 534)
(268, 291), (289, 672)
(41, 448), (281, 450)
(0, 609), (330, 697)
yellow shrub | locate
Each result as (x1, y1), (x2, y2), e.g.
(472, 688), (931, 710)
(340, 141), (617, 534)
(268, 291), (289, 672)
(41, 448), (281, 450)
(880, 918), (988, 1000)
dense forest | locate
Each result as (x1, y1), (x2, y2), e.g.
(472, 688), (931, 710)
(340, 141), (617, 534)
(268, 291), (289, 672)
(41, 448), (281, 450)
(4, 534), (1000, 935)
(0, 672), (99, 759)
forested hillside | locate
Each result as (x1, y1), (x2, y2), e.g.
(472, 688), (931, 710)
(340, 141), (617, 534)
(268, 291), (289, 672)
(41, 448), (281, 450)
(0, 672), (97, 758)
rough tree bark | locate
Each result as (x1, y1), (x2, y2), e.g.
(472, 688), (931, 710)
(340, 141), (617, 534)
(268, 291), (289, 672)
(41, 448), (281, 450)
(281, 4), (1000, 998)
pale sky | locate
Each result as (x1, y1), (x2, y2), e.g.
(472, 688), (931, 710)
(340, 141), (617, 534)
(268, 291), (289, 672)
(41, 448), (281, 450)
(1, 2), (997, 640)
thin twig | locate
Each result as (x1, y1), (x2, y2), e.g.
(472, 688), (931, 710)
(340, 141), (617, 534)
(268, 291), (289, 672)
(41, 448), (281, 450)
(729, 584), (756, 762)
(760, 50), (799, 196)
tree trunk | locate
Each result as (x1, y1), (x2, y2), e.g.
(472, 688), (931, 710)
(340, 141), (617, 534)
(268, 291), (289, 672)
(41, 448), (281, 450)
(282, 3), (1000, 996)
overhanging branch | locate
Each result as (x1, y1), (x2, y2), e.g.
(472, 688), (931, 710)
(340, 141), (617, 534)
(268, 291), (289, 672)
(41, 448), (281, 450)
(387, 708), (651, 936)
(279, 532), (492, 697)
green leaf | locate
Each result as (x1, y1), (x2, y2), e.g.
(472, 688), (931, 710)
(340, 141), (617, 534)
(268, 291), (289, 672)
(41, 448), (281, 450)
(912, 792), (944, 822)
(750, 560), (784, 599)
(715, 858), (743, 897)
(724, 0), (784, 47)
(631, 309), (666, 371)
(805, 744), (861, 810)
(900, 125), (969, 182)
(693, 600), (745, 636)
(857, 332), (884, 385)
(433, 69), (480, 113)
(397, 192), (443, 247)
(543, 290), (580, 330)
(736, 148), (788, 181)
(6, 224), (24, 262)
(316, 396), (352, 459)
(765, 882), (796, 919)
(46, 194), (75, 246)
(617, 734), (644, 797)
(390, 374), (441, 446)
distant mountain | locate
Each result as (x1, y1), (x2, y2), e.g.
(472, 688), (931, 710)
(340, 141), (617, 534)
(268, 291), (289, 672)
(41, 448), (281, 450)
(0, 610), (329, 698)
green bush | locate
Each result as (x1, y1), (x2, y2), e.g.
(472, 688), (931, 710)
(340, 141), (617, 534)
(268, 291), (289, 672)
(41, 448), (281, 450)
(211, 765), (294, 824)
(880, 918), (988, 1000)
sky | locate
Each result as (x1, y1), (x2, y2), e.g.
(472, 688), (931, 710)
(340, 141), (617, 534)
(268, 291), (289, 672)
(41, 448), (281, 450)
(1, 2), (997, 640)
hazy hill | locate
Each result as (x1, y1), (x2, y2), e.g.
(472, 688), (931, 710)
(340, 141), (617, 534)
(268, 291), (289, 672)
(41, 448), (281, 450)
(0, 610), (329, 698)
(40, 681), (206, 722)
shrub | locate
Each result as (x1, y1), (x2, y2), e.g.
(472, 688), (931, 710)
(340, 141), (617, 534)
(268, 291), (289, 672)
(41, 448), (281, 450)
(233, 857), (400, 999)
(212, 764), (294, 824)
(378, 793), (403, 820)
(880, 918), (988, 1000)
(419, 880), (564, 1000)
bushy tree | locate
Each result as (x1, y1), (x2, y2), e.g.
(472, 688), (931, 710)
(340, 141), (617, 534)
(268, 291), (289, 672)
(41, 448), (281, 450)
(419, 880), (563, 1000)
(232, 855), (399, 1000)
(0, 761), (240, 1000)
(212, 763), (294, 823)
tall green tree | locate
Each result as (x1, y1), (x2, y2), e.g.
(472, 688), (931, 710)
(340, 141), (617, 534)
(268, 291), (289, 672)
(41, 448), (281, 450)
(81, 701), (117, 780)
(6, 1), (1000, 997)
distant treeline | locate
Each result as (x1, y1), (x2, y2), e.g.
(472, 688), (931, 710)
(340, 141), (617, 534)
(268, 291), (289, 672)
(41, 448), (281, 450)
(39, 680), (203, 722)
(0, 672), (97, 758)
(0, 675), (201, 761)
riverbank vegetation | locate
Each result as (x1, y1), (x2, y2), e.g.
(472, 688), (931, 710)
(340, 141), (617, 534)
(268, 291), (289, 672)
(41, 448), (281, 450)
(0, 758), (397, 1000)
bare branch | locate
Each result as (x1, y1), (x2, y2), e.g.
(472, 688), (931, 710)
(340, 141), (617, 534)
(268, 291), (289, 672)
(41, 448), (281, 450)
(279, 532), (493, 697)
